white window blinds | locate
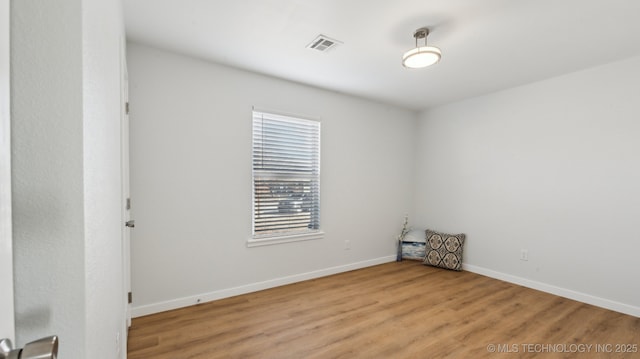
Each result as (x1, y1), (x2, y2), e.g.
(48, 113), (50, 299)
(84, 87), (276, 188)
(252, 110), (321, 238)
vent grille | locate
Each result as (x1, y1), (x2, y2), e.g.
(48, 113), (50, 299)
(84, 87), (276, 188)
(306, 35), (342, 52)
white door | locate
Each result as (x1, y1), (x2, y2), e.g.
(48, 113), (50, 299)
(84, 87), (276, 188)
(0, 0), (15, 342)
(120, 38), (132, 330)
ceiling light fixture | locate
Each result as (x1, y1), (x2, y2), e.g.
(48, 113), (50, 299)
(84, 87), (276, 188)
(402, 27), (441, 69)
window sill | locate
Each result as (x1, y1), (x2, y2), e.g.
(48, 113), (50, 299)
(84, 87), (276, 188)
(247, 231), (324, 248)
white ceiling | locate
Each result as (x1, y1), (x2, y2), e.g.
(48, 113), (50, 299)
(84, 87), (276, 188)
(124, 0), (640, 111)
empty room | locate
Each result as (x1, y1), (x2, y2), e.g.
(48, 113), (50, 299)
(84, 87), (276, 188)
(3, 0), (639, 358)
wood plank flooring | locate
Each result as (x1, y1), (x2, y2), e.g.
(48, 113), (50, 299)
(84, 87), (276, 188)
(128, 261), (640, 358)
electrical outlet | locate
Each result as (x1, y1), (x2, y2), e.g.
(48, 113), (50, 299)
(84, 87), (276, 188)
(345, 240), (351, 250)
(520, 249), (529, 261)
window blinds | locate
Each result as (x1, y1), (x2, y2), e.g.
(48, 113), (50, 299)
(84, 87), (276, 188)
(252, 111), (320, 238)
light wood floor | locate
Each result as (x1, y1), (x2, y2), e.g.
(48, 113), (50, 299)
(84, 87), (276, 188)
(128, 261), (639, 358)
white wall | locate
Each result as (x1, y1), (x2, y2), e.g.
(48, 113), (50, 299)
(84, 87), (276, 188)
(82, 1), (127, 357)
(127, 43), (416, 315)
(12, 1), (126, 358)
(414, 56), (640, 316)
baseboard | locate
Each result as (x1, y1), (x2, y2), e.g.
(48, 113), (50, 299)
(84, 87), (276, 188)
(132, 255), (397, 318)
(463, 263), (640, 318)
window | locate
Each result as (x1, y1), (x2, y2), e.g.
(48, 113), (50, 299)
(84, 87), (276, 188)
(250, 110), (321, 246)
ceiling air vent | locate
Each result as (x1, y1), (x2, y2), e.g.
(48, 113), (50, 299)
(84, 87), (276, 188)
(306, 34), (342, 53)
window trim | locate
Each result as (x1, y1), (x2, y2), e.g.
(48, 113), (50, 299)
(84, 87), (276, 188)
(247, 230), (325, 248)
(249, 107), (322, 246)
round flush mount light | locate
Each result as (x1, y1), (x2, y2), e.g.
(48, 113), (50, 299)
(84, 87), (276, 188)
(402, 27), (441, 68)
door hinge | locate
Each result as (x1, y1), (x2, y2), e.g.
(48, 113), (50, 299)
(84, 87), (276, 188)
(128, 292), (132, 304)
(125, 101), (130, 115)
(126, 197), (131, 210)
